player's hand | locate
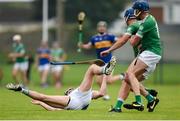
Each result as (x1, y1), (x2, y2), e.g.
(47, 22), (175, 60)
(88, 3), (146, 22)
(100, 50), (110, 57)
(31, 99), (41, 105)
(8, 53), (15, 58)
(77, 42), (83, 48)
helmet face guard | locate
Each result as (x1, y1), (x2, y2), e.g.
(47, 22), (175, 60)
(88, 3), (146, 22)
(134, 9), (142, 17)
(132, 1), (150, 17)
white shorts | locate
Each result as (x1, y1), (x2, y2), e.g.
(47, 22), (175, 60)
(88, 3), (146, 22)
(38, 64), (50, 72)
(138, 51), (161, 79)
(65, 88), (92, 110)
(13, 62), (28, 71)
(51, 65), (63, 73)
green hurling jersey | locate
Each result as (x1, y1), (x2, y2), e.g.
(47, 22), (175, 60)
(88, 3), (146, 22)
(51, 48), (64, 61)
(125, 21), (141, 57)
(136, 15), (162, 56)
(12, 43), (26, 62)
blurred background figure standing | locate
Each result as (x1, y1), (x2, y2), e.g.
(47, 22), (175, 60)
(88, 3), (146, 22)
(26, 53), (34, 82)
(50, 41), (66, 89)
(8, 34), (29, 85)
(78, 21), (119, 100)
(0, 67), (3, 85)
(35, 41), (50, 88)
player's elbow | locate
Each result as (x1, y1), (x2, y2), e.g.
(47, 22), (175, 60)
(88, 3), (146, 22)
(130, 36), (141, 46)
(130, 40), (137, 46)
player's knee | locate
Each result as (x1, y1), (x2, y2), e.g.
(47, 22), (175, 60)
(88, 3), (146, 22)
(126, 71), (135, 81)
(88, 64), (97, 72)
(90, 64), (97, 69)
(126, 71), (135, 76)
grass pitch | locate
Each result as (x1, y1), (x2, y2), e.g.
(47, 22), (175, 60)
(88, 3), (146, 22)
(0, 64), (180, 120)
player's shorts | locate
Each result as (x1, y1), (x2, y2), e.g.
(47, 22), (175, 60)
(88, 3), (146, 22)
(51, 65), (63, 73)
(138, 50), (161, 79)
(65, 88), (92, 110)
(13, 62), (28, 71)
(38, 64), (50, 72)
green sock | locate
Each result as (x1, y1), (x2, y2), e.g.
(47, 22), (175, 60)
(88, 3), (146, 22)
(146, 94), (154, 102)
(135, 95), (142, 104)
(114, 98), (123, 109)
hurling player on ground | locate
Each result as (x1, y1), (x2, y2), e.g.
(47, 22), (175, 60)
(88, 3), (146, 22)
(7, 57), (116, 111)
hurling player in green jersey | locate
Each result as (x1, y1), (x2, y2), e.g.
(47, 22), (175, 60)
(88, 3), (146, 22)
(101, 6), (160, 112)
(50, 41), (66, 89)
(8, 34), (29, 85)
(123, 1), (162, 112)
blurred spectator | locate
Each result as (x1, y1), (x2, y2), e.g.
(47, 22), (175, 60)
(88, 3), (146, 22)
(35, 41), (50, 88)
(8, 34), (29, 85)
(26, 54), (34, 81)
(50, 41), (66, 89)
(0, 68), (3, 84)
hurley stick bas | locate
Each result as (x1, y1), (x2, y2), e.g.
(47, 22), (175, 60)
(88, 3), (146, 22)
(50, 59), (105, 66)
(77, 11), (86, 53)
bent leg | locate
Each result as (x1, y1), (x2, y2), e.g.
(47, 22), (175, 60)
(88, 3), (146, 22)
(41, 69), (49, 85)
(107, 74), (121, 84)
(79, 64), (103, 92)
(95, 75), (103, 87)
(12, 68), (19, 83)
(20, 70), (29, 85)
(126, 59), (147, 96)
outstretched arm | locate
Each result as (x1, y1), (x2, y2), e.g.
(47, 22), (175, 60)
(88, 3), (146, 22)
(78, 42), (92, 50)
(92, 76), (107, 99)
(101, 34), (131, 57)
(31, 100), (62, 111)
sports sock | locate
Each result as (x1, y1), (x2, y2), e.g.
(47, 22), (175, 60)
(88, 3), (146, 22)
(21, 88), (29, 96)
(101, 66), (106, 74)
(145, 93), (154, 102)
(114, 98), (124, 109)
(119, 73), (125, 80)
(135, 95), (142, 104)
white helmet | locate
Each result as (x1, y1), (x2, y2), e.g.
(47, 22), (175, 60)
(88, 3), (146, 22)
(13, 34), (22, 41)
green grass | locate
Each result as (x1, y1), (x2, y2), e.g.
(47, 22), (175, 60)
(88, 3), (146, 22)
(0, 63), (180, 119)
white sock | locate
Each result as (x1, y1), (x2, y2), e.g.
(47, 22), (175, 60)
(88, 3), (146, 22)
(119, 73), (125, 80)
(117, 98), (124, 102)
(21, 88), (29, 96)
